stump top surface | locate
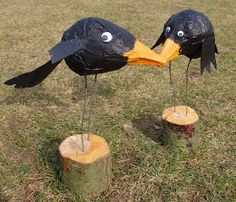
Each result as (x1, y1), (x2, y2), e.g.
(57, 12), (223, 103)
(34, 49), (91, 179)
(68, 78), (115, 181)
(59, 134), (110, 164)
(162, 105), (199, 125)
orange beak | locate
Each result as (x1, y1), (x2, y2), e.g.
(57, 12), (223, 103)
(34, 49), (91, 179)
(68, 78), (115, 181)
(123, 40), (167, 67)
(159, 39), (181, 63)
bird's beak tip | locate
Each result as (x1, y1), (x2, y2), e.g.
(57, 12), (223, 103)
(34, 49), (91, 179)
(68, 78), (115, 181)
(159, 39), (181, 63)
(123, 40), (167, 67)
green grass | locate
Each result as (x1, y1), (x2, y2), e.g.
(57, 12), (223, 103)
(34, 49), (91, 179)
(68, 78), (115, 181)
(0, 0), (236, 201)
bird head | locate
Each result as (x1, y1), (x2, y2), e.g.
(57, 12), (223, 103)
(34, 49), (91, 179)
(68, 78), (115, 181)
(50, 17), (166, 73)
(151, 10), (218, 73)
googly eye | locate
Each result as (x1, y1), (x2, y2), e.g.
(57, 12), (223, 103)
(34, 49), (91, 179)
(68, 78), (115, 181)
(165, 26), (171, 33)
(101, 32), (113, 42)
(177, 30), (184, 37)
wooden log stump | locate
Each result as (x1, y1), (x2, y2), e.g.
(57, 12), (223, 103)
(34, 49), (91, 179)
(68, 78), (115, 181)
(161, 105), (199, 150)
(59, 134), (112, 199)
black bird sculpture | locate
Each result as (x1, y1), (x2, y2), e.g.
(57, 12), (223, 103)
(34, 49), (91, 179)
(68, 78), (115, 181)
(5, 17), (165, 88)
(4, 17), (165, 149)
(151, 9), (218, 74)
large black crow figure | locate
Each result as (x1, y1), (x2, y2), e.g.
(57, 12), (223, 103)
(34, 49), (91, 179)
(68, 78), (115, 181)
(5, 17), (165, 88)
(4, 17), (166, 149)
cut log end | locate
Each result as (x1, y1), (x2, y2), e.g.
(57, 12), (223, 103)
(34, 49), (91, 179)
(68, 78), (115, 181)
(59, 134), (91, 155)
(59, 134), (112, 199)
(161, 106), (200, 150)
(59, 134), (110, 164)
(162, 105), (199, 126)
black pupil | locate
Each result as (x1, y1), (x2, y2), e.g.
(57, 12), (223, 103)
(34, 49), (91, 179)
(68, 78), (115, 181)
(102, 34), (108, 41)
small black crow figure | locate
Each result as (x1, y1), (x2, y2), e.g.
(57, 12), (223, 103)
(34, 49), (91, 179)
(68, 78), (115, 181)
(151, 9), (218, 74)
(5, 17), (165, 150)
(151, 9), (218, 114)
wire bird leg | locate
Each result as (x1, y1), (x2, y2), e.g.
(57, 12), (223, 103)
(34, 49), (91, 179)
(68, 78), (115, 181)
(185, 59), (191, 116)
(87, 74), (98, 141)
(80, 74), (88, 152)
(168, 61), (177, 112)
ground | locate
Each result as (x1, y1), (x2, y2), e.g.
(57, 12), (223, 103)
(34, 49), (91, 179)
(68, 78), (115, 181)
(0, 0), (235, 201)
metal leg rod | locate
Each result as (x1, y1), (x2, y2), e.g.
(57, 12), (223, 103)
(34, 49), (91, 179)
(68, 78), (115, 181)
(80, 74), (88, 152)
(87, 74), (98, 141)
(168, 62), (176, 112)
(185, 59), (191, 116)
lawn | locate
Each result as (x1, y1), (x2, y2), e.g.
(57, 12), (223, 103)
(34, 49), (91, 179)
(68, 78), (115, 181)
(0, 0), (235, 201)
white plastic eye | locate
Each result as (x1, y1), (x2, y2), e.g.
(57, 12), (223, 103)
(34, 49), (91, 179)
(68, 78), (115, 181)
(177, 30), (184, 37)
(165, 26), (171, 33)
(101, 32), (113, 42)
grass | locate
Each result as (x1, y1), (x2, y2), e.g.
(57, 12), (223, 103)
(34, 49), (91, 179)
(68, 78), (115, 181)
(0, 0), (236, 201)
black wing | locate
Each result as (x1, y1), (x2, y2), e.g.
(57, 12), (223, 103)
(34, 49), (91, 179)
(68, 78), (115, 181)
(49, 38), (84, 64)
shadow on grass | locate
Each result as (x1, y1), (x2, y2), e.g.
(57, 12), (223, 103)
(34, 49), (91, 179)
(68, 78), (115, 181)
(38, 138), (63, 180)
(37, 138), (76, 200)
(132, 114), (164, 144)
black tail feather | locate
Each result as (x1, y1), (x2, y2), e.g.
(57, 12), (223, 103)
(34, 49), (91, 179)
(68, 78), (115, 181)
(4, 60), (61, 88)
(200, 37), (217, 75)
